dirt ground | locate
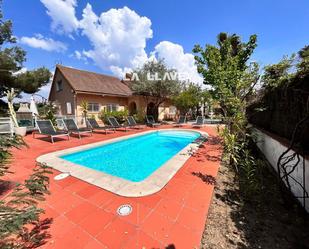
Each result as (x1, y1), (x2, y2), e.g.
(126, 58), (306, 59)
(201, 161), (309, 249)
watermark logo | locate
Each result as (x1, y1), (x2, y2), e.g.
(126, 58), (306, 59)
(124, 72), (190, 82)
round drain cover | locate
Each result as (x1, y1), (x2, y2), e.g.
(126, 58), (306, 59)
(117, 204), (132, 216)
(54, 172), (70, 180)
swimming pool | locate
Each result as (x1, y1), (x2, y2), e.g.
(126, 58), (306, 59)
(37, 129), (207, 196)
(61, 130), (200, 182)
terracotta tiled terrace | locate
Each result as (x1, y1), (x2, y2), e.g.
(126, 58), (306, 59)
(3, 125), (222, 249)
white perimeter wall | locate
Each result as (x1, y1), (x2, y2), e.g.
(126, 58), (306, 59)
(254, 128), (309, 212)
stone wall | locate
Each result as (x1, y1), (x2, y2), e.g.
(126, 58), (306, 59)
(254, 128), (309, 212)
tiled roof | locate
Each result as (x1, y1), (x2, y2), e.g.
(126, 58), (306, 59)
(56, 65), (132, 96)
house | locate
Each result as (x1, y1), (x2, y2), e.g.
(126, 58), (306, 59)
(48, 65), (177, 122)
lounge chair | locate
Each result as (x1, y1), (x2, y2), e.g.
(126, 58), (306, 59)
(86, 118), (115, 134)
(127, 116), (144, 129)
(173, 116), (186, 127)
(146, 116), (160, 127)
(203, 118), (222, 124)
(192, 116), (205, 128)
(0, 117), (13, 136)
(34, 120), (69, 143)
(62, 118), (92, 138)
(107, 117), (128, 132)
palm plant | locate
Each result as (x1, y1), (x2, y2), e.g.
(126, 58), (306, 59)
(5, 88), (19, 127)
(80, 100), (88, 121)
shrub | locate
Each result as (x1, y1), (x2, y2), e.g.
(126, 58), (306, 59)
(98, 109), (128, 124)
(38, 102), (57, 126)
(133, 109), (146, 123)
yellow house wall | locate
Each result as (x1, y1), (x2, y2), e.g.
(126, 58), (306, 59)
(158, 100), (176, 120)
(76, 93), (128, 118)
(48, 70), (75, 115)
(128, 96), (176, 121)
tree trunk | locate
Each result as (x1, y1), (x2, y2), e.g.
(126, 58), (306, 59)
(8, 102), (18, 127)
(154, 104), (160, 121)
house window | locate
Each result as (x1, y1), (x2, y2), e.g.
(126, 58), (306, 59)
(169, 106), (177, 115)
(56, 80), (63, 92)
(88, 103), (100, 112)
(66, 102), (72, 114)
(106, 104), (118, 112)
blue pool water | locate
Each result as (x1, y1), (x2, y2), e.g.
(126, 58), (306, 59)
(61, 130), (200, 182)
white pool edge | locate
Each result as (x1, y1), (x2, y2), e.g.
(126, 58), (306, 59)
(36, 129), (208, 197)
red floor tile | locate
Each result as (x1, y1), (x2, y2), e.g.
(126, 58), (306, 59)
(48, 215), (76, 239)
(124, 231), (163, 249)
(165, 223), (201, 249)
(154, 198), (183, 221)
(134, 193), (162, 208)
(184, 190), (211, 211)
(51, 226), (92, 249)
(96, 218), (137, 248)
(87, 190), (114, 207)
(176, 207), (206, 231)
(45, 187), (69, 203)
(76, 184), (101, 199)
(54, 175), (79, 188)
(84, 239), (107, 249)
(39, 204), (60, 220)
(119, 202), (152, 226)
(141, 210), (174, 242)
(79, 208), (115, 236)
(50, 193), (84, 214)
(65, 201), (98, 224)
(104, 196), (135, 213)
(63, 180), (92, 193)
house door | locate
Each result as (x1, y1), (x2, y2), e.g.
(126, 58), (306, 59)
(128, 101), (137, 115)
(146, 102), (158, 120)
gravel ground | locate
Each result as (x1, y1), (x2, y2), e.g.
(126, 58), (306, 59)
(201, 161), (309, 249)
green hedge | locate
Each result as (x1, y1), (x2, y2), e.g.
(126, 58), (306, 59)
(247, 74), (309, 153)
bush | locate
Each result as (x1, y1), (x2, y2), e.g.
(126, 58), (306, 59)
(133, 109), (146, 123)
(38, 102), (57, 126)
(98, 109), (128, 124)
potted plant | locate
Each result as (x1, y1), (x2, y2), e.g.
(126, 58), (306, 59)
(6, 88), (27, 136)
(80, 100), (89, 126)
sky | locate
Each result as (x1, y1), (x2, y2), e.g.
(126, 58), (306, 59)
(3, 0), (309, 100)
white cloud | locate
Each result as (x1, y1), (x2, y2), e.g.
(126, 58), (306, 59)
(37, 2), (202, 83)
(79, 4), (152, 77)
(40, 0), (79, 35)
(12, 67), (27, 76)
(151, 41), (203, 84)
(71, 50), (88, 64)
(74, 50), (82, 60)
(20, 34), (67, 52)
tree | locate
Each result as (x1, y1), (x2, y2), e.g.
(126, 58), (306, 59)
(261, 55), (295, 89)
(200, 89), (215, 116)
(172, 83), (201, 115)
(130, 60), (181, 120)
(38, 102), (57, 126)
(296, 45), (309, 77)
(193, 32), (259, 120)
(0, 4), (51, 98)
(193, 32), (260, 190)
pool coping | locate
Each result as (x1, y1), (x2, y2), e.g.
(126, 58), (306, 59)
(36, 129), (208, 197)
